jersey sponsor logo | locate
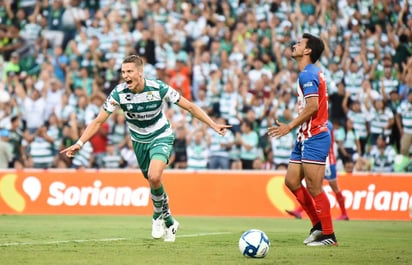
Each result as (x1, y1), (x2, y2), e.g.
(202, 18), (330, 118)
(146, 103), (158, 110)
(303, 81), (313, 88)
(125, 111), (157, 120)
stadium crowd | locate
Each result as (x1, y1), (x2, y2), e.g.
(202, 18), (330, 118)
(0, 0), (411, 172)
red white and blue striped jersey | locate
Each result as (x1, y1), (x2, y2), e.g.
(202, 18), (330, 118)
(295, 64), (329, 142)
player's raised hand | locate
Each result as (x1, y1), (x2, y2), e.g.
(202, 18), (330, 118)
(60, 143), (82, 158)
(267, 120), (291, 138)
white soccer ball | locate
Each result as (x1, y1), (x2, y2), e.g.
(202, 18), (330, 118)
(239, 229), (270, 258)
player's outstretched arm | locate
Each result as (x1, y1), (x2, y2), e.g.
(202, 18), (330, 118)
(176, 97), (231, 136)
(60, 109), (111, 158)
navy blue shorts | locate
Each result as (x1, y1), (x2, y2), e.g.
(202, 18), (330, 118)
(290, 132), (331, 165)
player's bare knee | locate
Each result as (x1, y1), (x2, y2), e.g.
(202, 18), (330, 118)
(284, 178), (301, 191)
(306, 185), (322, 197)
(148, 175), (162, 188)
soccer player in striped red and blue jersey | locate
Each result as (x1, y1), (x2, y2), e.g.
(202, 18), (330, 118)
(285, 120), (349, 221)
(268, 33), (338, 246)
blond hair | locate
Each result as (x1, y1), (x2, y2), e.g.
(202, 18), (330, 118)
(122, 55), (144, 68)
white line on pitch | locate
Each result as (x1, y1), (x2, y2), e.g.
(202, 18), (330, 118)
(0, 237), (127, 247)
(178, 232), (232, 238)
(0, 232), (232, 247)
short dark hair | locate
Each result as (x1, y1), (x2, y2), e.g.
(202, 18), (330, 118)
(302, 33), (324, 63)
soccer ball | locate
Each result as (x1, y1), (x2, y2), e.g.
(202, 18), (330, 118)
(239, 229), (270, 258)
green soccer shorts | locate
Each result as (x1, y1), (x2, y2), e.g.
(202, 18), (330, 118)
(132, 136), (174, 178)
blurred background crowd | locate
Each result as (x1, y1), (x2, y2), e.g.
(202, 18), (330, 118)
(0, 0), (411, 173)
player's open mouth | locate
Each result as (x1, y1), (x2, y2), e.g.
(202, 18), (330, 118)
(126, 80), (133, 86)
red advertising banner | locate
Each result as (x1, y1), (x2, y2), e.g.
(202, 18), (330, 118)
(0, 170), (411, 220)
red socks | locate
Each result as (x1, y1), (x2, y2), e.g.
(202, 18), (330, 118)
(336, 191), (348, 216)
(293, 187), (335, 235)
(313, 191), (334, 235)
(292, 186), (320, 226)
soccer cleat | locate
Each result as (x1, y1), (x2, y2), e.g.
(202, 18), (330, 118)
(306, 233), (338, 246)
(164, 219), (179, 242)
(152, 216), (165, 239)
(336, 214), (349, 221)
(303, 229), (322, 245)
(285, 209), (302, 219)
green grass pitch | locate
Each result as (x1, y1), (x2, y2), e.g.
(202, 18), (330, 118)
(0, 215), (411, 265)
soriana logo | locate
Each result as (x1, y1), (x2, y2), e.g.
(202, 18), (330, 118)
(47, 180), (150, 207)
(0, 171), (152, 214)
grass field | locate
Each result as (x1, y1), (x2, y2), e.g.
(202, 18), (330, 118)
(0, 215), (411, 265)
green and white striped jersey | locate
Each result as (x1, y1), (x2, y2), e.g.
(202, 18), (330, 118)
(397, 102), (412, 134)
(186, 140), (209, 170)
(29, 137), (54, 166)
(368, 107), (394, 136)
(347, 110), (369, 139)
(103, 79), (181, 143)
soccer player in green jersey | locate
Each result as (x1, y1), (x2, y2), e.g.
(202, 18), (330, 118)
(61, 55), (231, 242)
